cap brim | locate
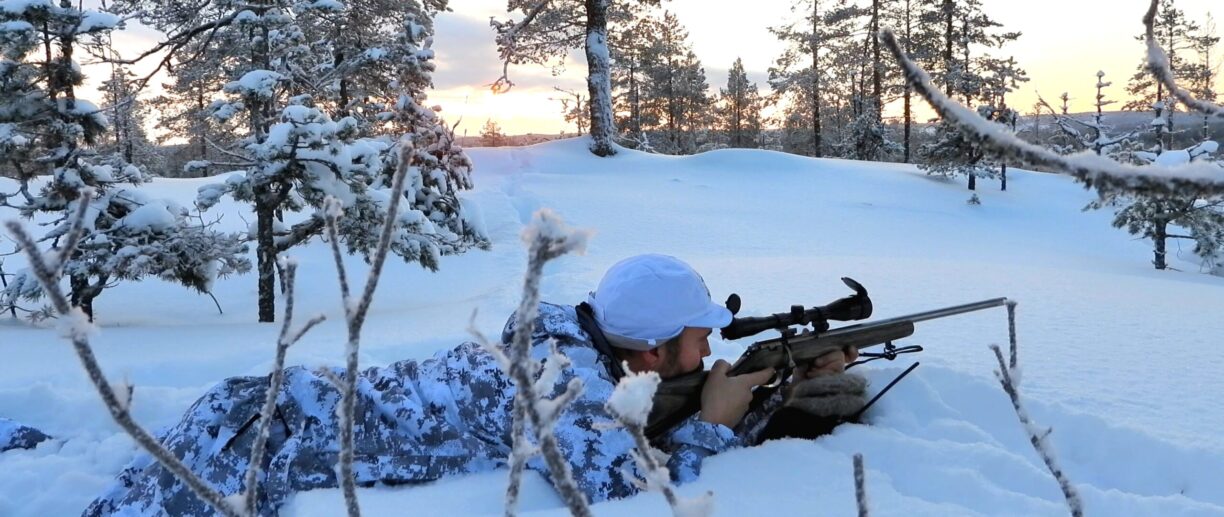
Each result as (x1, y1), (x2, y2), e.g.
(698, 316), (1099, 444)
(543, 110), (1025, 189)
(685, 303), (733, 330)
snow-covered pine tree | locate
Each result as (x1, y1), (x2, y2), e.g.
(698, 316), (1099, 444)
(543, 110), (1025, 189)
(98, 65), (162, 173)
(916, 0), (1020, 190)
(480, 119), (508, 147)
(610, 8), (662, 150)
(493, 0), (661, 157)
(1185, 18), (1220, 142)
(1040, 73), (1139, 161)
(114, 0), (487, 322)
(716, 58), (764, 149)
(551, 86), (590, 136)
(770, 0), (864, 158)
(0, 1), (249, 320)
(885, 0), (941, 162)
(644, 16), (711, 155)
(1125, 0), (1200, 153)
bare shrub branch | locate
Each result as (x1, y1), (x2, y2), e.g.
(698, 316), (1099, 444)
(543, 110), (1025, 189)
(3, 194), (243, 517)
(469, 208), (592, 517)
(244, 259), (326, 516)
(606, 368), (712, 517)
(989, 345), (1084, 517)
(1006, 301), (1019, 370)
(879, 29), (1224, 197)
(325, 138), (417, 517)
(854, 453), (869, 517)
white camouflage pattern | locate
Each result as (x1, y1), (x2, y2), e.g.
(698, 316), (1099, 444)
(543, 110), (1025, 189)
(84, 303), (762, 516)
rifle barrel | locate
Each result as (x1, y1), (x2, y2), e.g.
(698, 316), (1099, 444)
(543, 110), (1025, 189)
(822, 297), (1010, 337)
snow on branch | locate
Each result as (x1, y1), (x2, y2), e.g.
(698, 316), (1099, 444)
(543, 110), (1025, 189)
(490, 0), (555, 93)
(989, 345), (1084, 517)
(879, 29), (1224, 197)
(243, 258), (326, 517)
(1144, 0), (1224, 119)
(3, 193), (244, 517)
(469, 208), (592, 517)
(606, 368), (713, 517)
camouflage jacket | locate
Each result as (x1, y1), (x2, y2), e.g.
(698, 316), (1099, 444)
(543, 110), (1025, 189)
(84, 303), (760, 516)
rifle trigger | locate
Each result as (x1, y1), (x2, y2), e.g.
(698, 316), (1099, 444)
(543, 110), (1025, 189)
(763, 337), (797, 389)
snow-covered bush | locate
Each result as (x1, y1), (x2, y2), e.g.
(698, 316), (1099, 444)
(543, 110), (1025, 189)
(0, 0), (249, 320)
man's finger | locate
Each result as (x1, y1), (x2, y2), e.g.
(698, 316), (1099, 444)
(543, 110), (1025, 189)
(742, 367), (776, 386)
(709, 359), (731, 376)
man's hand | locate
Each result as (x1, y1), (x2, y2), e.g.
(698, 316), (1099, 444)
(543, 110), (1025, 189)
(793, 346), (860, 381)
(699, 360), (775, 428)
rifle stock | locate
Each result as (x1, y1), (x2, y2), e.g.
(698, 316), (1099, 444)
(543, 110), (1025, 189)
(644, 297), (1009, 440)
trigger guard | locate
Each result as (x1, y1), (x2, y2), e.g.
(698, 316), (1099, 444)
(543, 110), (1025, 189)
(762, 370), (785, 389)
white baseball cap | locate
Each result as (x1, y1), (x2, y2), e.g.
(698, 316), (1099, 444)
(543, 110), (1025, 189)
(587, 254), (732, 351)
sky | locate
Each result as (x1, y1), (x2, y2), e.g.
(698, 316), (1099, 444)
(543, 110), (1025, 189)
(84, 0), (1223, 137)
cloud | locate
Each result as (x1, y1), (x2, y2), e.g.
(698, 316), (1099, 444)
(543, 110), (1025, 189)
(432, 11), (586, 92)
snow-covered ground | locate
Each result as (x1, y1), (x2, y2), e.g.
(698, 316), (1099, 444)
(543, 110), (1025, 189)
(2, 138), (1223, 516)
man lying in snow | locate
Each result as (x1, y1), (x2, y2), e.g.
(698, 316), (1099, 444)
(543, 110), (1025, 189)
(85, 254), (865, 516)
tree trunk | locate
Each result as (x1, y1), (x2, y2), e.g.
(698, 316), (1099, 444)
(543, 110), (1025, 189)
(944, 0), (955, 97)
(69, 274), (102, 322)
(902, 0), (913, 163)
(871, 0), (881, 103)
(811, 1), (823, 158)
(1153, 220), (1168, 270)
(1000, 164), (1007, 191)
(584, 0), (616, 157)
(968, 172), (976, 191)
(255, 190), (276, 322)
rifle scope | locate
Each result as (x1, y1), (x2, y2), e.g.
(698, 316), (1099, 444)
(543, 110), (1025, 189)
(720, 277), (873, 341)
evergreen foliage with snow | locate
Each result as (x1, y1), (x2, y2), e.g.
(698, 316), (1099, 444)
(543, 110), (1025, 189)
(493, 0), (661, 157)
(109, 0), (488, 322)
(0, 0), (249, 320)
(715, 58), (765, 149)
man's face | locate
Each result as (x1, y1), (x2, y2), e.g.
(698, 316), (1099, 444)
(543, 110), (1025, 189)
(658, 327), (713, 379)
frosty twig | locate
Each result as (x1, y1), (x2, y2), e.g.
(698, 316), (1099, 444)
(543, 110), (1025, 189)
(879, 28), (1224, 197)
(4, 192), (243, 517)
(469, 208), (592, 517)
(323, 138), (417, 517)
(244, 259), (326, 516)
(853, 453), (869, 517)
(606, 368), (712, 517)
(1144, 0), (1224, 119)
(989, 345), (1083, 517)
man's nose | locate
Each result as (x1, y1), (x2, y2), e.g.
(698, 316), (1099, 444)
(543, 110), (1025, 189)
(701, 339), (711, 357)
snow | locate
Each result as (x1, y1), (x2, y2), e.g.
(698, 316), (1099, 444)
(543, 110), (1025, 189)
(606, 370), (660, 426)
(224, 71), (284, 98)
(0, 0), (52, 15)
(76, 11), (119, 33)
(3, 138), (1224, 515)
(119, 202), (176, 232)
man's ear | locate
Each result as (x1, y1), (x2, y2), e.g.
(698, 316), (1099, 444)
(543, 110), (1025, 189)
(624, 347), (664, 373)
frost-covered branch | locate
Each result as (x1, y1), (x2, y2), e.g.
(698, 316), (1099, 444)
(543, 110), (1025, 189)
(989, 345), (1083, 517)
(1006, 301), (1019, 370)
(1144, 0), (1224, 119)
(323, 138), (418, 517)
(879, 29), (1224, 196)
(469, 208), (592, 517)
(607, 368), (713, 517)
(3, 194), (243, 517)
(853, 454), (869, 517)
(491, 0), (556, 93)
(243, 258), (326, 517)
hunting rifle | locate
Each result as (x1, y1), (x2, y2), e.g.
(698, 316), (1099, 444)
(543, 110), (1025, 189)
(644, 278), (1010, 439)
